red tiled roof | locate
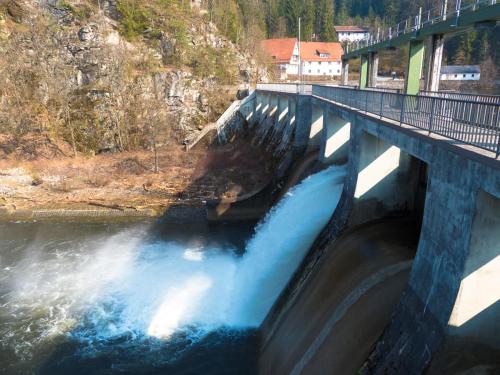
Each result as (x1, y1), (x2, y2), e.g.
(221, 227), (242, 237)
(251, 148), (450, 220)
(261, 39), (343, 64)
(300, 42), (343, 62)
(334, 25), (368, 33)
(260, 38), (297, 63)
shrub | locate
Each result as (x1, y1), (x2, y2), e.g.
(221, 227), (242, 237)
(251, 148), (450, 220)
(115, 0), (152, 40)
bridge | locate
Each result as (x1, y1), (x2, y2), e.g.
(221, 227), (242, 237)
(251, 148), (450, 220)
(254, 83), (500, 157)
(216, 82), (500, 373)
(340, 0), (500, 93)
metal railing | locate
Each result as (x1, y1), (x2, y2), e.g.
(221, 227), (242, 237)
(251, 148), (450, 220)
(312, 85), (500, 156)
(419, 90), (500, 105)
(345, 0), (498, 55)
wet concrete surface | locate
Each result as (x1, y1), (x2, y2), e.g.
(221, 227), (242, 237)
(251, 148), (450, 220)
(259, 218), (419, 375)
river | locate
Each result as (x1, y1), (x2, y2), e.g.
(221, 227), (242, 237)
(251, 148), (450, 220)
(0, 166), (346, 375)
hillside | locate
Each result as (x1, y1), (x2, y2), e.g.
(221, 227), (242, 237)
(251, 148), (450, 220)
(0, 0), (265, 154)
(0, 0), (273, 218)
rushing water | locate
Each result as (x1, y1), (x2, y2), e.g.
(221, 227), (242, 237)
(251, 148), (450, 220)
(0, 166), (345, 374)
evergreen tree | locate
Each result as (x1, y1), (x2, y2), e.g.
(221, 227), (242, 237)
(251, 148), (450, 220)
(280, 0), (302, 37)
(384, 0), (400, 24)
(301, 0), (315, 41)
(319, 0), (336, 41)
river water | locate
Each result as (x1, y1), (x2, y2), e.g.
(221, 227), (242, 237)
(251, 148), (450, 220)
(0, 166), (345, 374)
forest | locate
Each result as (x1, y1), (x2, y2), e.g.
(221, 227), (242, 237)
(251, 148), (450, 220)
(205, 0), (499, 71)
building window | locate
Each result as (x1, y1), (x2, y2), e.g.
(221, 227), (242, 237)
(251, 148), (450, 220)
(329, 70), (332, 73)
(472, 74), (475, 77)
(317, 69), (320, 74)
(463, 74), (466, 78)
(454, 74), (458, 78)
(337, 70), (340, 73)
(318, 61), (321, 65)
(308, 70), (312, 73)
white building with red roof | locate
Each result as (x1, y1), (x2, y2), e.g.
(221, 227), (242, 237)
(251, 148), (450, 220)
(334, 26), (369, 43)
(260, 38), (343, 80)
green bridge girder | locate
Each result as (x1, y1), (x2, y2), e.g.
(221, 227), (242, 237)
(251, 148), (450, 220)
(343, 3), (500, 61)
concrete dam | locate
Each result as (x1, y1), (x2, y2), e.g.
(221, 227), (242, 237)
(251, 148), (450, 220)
(209, 83), (500, 374)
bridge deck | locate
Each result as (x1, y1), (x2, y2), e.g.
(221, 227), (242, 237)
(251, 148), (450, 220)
(255, 84), (500, 159)
(343, 0), (500, 60)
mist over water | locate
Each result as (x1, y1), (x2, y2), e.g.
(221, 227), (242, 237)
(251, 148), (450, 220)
(0, 165), (345, 373)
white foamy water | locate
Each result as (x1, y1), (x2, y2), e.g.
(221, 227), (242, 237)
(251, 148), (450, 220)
(0, 165), (345, 361)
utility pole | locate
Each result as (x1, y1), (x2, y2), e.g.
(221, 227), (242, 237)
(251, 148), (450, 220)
(298, 17), (302, 91)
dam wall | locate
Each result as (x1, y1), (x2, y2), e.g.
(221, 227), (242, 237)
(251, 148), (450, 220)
(225, 88), (500, 374)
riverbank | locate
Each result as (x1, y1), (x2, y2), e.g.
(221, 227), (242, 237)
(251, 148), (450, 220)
(0, 133), (274, 221)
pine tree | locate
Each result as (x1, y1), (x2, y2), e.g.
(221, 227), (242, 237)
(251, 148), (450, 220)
(280, 0), (302, 37)
(301, 0), (315, 41)
(320, 0), (336, 41)
(384, 0), (399, 24)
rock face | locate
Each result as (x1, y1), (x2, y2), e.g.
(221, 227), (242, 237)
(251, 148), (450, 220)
(0, 1), (264, 153)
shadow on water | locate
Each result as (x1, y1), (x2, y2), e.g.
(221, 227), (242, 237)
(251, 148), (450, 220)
(0, 132), (275, 375)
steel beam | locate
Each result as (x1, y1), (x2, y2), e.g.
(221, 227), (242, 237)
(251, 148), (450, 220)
(405, 40), (425, 95)
(425, 34), (444, 92)
(368, 52), (379, 88)
(341, 59), (349, 86)
(359, 54), (369, 90)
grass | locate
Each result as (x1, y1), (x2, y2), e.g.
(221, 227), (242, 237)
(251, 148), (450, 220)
(57, 0), (94, 20)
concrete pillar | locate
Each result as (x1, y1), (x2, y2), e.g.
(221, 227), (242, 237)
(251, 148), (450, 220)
(405, 40), (425, 95)
(260, 92), (270, 121)
(359, 54), (369, 90)
(341, 59), (349, 86)
(424, 34), (444, 92)
(350, 130), (421, 224)
(308, 104), (324, 152)
(254, 92), (264, 125)
(277, 95), (289, 128)
(269, 94), (279, 124)
(237, 92), (256, 128)
(271, 94), (289, 144)
(320, 107), (351, 165)
(288, 96), (297, 130)
(448, 190), (500, 348)
(293, 95), (312, 156)
(368, 52), (379, 88)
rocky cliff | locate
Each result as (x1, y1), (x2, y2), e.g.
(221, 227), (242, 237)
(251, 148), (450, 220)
(0, 0), (265, 154)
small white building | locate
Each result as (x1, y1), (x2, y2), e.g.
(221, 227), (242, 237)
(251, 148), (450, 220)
(260, 38), (343, 80)
(440, 65), (481, 81)
(190, 0), (202, 9)
(334, 26), (369, 43)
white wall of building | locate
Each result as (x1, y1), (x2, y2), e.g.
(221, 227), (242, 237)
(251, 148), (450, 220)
(440, 73), (480, 81)
(282, 61), (342, 77)
(337, 32), (369, 43)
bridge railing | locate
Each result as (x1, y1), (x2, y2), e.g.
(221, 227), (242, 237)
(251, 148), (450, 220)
(419, 90), (500, 105)
(345, 0), (498, 55)
(312, 85), (500, 156)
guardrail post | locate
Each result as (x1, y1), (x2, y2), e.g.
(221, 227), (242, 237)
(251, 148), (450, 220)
(429, 97), (436, 134)
(497, 138), (500, 158)
(400, 95), (406, 126)
(379, 92), (385, 118)
(495, 106), (500, 158)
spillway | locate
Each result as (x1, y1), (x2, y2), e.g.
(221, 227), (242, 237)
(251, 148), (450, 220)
(0, 165), (345, 374)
